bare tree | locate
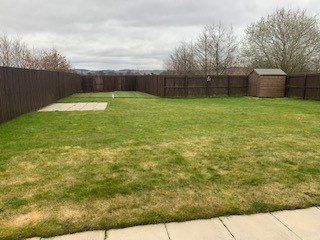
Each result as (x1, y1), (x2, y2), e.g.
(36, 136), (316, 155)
(0, 34), (33, 68)
(194, 26), (212, 75)
(164, 41), (198, 75)
(0, 33), (71, 72)
(0, 34), (12, 66)
(241, 8), (320, 74)
(39, 48), (71, 72)
(22, 48), (42, 70)
(205, 23), (237, 75)
(165, 23), (238, 75)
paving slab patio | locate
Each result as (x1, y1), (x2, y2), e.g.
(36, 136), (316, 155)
(107, 224), (169, 240)
(64, 102), (87, 111)
(166, 219), (234, 240)
(220, 212), (301, 240)
(39, 102), (108, 112)
(272, 207), (320, 240)
(44, 231), (105, 240)
(29, 207), (320, 240)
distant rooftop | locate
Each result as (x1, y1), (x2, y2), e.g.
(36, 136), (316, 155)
(253, 69), (287, 76)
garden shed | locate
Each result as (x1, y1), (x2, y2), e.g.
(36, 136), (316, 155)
(248, 69), (287, 98)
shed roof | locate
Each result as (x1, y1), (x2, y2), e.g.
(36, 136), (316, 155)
(252, 69), (287, 76)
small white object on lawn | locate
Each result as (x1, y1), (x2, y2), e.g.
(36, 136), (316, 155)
(112, 94), (115, 99)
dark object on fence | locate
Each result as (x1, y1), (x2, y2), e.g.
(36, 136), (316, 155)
(0, 66), (82, 124)
(248, 69), (287, 98)
(286, 74), (320, 100)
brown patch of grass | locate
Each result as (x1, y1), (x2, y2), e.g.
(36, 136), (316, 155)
(58, 206), (84, 221)
(9, 211), (45, 228)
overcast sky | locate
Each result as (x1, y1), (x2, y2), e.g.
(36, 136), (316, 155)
(1, 0), (319, 70)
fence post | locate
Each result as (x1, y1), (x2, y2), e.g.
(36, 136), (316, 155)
(227, 76), (230, 96)
(284, 75), (288, 97)
(184, 76), (188, 98)
(163, 77), (166, 97)
(133, 76), (137, 91)
(245, 76), (249, 96)
(318, 75), (320, 100)
(206, 76), (209, 98)
(303, 74), (307, 99)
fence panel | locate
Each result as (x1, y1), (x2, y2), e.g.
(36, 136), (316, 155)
(286, 75), (305, 98)
(164, 76), (186, 97)
(229, 76), (248, 96)
(0, 66), (82, 124)
(286, 74), (320, 100)
(208, 76), (228, 96)
(121, 76), (136, 91)
(187, 76), (206, 97)
(306, 74), (320, 99)
(163, 75), (247, 98)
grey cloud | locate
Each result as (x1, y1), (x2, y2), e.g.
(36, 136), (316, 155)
(1, 0), (319, 70)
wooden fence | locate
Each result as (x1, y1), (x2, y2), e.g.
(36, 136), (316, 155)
(0, 66), (82, 123)
(82, 75), (247, 98)
(286, 74), (320, 100)
(83, 74), (320, 100)
(164, 75), (248, 97)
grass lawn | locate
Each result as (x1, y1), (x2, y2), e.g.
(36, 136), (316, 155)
(0, 92), (320, 239)
(59, 91), (158, 103)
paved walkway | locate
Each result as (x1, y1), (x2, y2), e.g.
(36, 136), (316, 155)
(27, 207), (320, 240)
(39, 102), (108, 112)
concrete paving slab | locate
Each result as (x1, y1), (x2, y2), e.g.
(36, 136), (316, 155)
(220, 213), (301, 240)
(39, 103), (75, 112)
(25, 238), (41, 240)
(93, 102), (108, 110)
(45, 231), (105, 240)
(39, 102), (107, 112)
(80, 102), (99, 111)
(107, 224), (169, 240)
(53, 103), (76, 111)
(272, 207), (320, 240)
(66, 103), (87, 111)
(166, 219), (234, 240)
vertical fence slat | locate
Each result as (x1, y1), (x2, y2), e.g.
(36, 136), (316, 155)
(303, 74), (307, 99)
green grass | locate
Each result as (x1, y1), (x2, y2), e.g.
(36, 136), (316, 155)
(0, 92), (320, 239)
(59, 91), (158, 103)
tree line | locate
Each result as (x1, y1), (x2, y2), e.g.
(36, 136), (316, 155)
(165, 8), (320, 75)
(0, 34), (71, 72)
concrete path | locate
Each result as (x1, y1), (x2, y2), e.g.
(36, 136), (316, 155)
(39, 102), (108, 112)
(26, 207), (320, 240)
